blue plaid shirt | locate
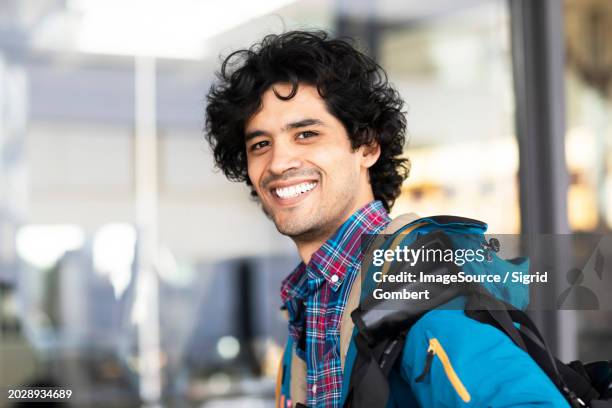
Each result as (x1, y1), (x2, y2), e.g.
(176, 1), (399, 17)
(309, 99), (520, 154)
(280, 200), (391, 407)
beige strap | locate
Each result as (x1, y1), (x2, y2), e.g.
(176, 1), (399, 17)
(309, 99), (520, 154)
(340, 212), (421, 371)
(290, 348), (307, 405)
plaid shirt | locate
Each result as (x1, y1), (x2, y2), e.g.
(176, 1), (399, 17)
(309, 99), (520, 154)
(280, 200), (391, 408)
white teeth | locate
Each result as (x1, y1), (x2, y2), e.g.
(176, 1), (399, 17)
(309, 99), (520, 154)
(274, 182), (316, 199)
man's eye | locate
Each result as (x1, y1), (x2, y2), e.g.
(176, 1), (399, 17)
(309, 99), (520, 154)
(250, 140), (269, 151)
(297, 131), (318, 139)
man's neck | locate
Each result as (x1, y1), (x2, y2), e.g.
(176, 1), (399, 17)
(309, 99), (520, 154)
(296, 233), (333, 265)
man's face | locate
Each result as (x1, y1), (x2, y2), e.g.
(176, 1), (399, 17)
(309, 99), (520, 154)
(245, 83), (378, 242)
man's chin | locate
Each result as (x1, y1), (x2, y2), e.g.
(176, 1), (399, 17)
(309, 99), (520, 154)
(264, 202), (305, 225)
(274, 218), (312, 237)
(263, 203), (324, 238)
(272, 213), (324, 240)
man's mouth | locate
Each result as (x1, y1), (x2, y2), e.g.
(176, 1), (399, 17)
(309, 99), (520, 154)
(272, 181), (318, 200)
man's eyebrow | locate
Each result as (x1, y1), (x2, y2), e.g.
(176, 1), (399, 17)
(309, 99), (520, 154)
(282, 118), (325, 131)
(245, 118), (325, 141)
(244, 129), (267, 141)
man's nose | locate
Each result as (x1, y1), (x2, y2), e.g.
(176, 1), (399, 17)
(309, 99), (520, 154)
(268, 140), (302, 175)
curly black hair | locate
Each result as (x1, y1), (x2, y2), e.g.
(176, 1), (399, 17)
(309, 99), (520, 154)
(205, 30), (409, 211)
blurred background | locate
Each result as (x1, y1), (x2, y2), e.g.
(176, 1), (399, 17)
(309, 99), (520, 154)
(0, 0), (610, 406)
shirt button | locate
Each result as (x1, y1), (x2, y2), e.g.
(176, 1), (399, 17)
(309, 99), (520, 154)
(331, 274), (339, 283)
(312, 384), (317, 394)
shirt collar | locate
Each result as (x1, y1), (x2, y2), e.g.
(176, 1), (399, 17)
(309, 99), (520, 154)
(280, 200), (390, 302)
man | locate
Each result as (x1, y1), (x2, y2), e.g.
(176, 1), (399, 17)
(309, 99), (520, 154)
(205, 31), (568, 407)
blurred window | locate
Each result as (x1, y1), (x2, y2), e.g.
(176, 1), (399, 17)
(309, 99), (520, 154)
(378, 1), (519, 232)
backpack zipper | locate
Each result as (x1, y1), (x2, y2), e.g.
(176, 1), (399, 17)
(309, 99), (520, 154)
(415, 338), (472, 403)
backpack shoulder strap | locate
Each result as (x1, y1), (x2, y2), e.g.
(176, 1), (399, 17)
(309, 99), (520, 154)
(340, 212), (423, 371)
(466, 296), (606, 406)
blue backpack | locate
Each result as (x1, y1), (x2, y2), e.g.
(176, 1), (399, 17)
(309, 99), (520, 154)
(344, 215), (612, 408)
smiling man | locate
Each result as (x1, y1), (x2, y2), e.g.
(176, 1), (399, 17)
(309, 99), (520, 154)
(243, 83), (384, 262)
(205, 31), (570, 408)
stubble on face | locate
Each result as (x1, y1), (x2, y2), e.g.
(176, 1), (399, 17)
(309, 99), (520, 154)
(258, 165), (360, 243)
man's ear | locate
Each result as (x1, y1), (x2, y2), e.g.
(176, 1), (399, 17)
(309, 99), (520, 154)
(361, 139), (381, 169)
